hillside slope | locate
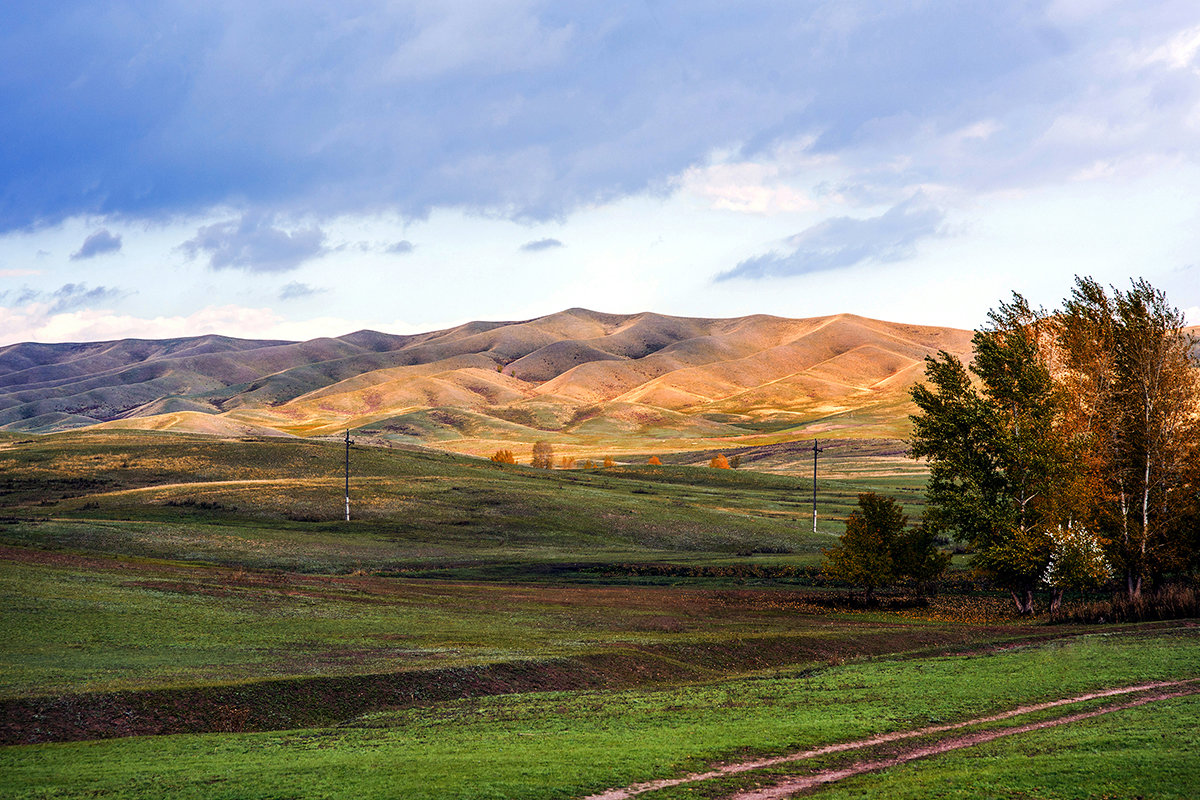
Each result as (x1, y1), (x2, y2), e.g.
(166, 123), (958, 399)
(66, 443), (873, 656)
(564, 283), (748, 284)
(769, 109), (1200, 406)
(0, 309), (974, 452)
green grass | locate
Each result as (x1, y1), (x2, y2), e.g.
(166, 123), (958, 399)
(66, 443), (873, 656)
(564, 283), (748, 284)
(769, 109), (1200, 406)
(6, 430), (1189, 798)
(0, 548), (1031, 698)
(0, 431), (843, 557)
(2, 627), (1196, 799)
(0, 431), (934, 581)
(812, 695), (1200, 799)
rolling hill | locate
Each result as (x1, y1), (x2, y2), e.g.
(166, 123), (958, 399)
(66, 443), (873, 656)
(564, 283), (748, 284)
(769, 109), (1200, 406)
(0, 309), (975, 456)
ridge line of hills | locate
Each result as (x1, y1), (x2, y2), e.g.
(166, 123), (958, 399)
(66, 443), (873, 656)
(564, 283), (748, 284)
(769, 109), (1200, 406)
(1, 308), (976, 455)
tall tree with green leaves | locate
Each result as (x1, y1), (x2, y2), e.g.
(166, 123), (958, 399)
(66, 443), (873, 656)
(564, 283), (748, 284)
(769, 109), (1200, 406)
(911, 294), (1072, 613)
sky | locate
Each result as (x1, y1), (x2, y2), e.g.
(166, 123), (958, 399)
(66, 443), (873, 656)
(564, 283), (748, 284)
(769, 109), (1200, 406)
(2, 1), (1199, 346)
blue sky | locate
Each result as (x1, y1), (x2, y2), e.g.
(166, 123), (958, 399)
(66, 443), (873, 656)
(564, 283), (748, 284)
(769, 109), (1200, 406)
(2, 1), (1198, 344)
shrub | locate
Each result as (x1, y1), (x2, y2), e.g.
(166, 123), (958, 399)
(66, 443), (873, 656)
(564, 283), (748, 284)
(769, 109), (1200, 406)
(1049, 584), (1200, 623)
(490, 450), (516, 464)
(709, 454), (730, 469)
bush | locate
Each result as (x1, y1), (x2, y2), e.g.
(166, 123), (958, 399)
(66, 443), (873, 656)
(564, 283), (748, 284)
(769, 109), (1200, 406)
(490, 450), (516, 464)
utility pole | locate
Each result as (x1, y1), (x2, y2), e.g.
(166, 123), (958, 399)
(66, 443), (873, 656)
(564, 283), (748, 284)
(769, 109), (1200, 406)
(344, 429), (352, 522)
(811, 439), (824, 533)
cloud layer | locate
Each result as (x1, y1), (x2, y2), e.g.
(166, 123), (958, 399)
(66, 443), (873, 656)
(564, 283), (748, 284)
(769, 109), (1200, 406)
(4, 3), (1197, 232)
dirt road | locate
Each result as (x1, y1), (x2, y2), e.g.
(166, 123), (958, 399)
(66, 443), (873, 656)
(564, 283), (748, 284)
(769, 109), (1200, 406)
(584, 678), (1200, 800)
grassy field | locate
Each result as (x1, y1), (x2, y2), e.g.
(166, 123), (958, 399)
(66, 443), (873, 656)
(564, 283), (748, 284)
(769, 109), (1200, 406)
(2, 628), (1196, 799)
(2, 430), (1195, 798)
(0, 430), (924, 572)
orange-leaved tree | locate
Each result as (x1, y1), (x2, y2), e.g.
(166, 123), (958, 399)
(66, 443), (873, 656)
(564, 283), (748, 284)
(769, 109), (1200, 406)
(531, 440), (554, 468)
(648, 456), (662, 466)
(710, 454), (730, 469)
(490, 450), (516, 464)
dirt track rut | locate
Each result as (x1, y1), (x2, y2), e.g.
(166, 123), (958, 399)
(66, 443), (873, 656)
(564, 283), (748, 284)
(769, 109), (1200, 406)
(584, 678), (1200, 800)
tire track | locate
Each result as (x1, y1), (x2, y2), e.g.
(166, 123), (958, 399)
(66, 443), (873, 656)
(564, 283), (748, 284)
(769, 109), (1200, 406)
(731, 684), (1200, 799)
(583, 678), (1200, 800)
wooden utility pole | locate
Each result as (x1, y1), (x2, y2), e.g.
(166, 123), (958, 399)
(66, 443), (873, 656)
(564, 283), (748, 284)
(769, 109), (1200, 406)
(344, 429), (351, 522)
(811, 439), (823, 533)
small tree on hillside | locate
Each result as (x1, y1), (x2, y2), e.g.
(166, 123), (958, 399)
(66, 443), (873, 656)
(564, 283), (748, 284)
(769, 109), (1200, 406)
(490, 449), (516, 464)
(603, 455), (615, 468)
(729, 454), (742, 469)
(531, 441), (554, 469)
(648, 456), (662, 466)
(710, 454), (730, 469)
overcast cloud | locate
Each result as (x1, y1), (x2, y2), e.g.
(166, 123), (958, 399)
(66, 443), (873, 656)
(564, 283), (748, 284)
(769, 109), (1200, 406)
(4, 2), (1196, 230)
(2, 2), (1199, 343)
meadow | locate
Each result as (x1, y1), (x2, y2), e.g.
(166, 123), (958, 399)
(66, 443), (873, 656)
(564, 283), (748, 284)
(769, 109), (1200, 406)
(1, 431), (1195, 798)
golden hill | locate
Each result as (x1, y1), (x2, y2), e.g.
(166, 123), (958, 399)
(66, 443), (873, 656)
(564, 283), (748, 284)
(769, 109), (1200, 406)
(0, 309), (974, 456)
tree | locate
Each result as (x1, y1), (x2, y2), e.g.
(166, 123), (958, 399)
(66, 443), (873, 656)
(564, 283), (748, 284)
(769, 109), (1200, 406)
(729, 454), (742, 469)
(531, 441), (554, 469)
(1042, 522), (1111, 612)
(710, 454), (730, 469)
(911, 294), (1072, 613)
(823, 493), (947, 599)
(559, 456), (576, 469)
(603, 455), (615, 468)
(490, 449), (516, 464)
(1058, 277), (1200, 597)
(647, 456), (662, 466)
(893, 520), (952, 596)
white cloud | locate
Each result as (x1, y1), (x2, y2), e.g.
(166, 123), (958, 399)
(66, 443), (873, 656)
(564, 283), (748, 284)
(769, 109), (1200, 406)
(676, 159), (817, 215)
(0, 295), (447, 346)
(1140, 24), (1200, 70)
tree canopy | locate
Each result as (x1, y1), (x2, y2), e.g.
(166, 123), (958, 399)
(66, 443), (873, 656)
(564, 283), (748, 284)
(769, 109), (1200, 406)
(911, 276), (1199, 613)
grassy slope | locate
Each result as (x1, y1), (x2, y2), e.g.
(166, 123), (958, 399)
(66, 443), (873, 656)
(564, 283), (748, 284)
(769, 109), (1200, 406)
(1, 628), (1195, 799)
(0, 430), (913, 565)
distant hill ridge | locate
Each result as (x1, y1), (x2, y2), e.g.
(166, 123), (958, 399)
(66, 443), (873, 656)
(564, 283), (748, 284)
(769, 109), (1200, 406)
(0, 309), (975, 452)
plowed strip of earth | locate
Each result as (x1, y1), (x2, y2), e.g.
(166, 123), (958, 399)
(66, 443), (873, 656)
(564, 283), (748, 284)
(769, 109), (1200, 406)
(584, 678), (1200, 800)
